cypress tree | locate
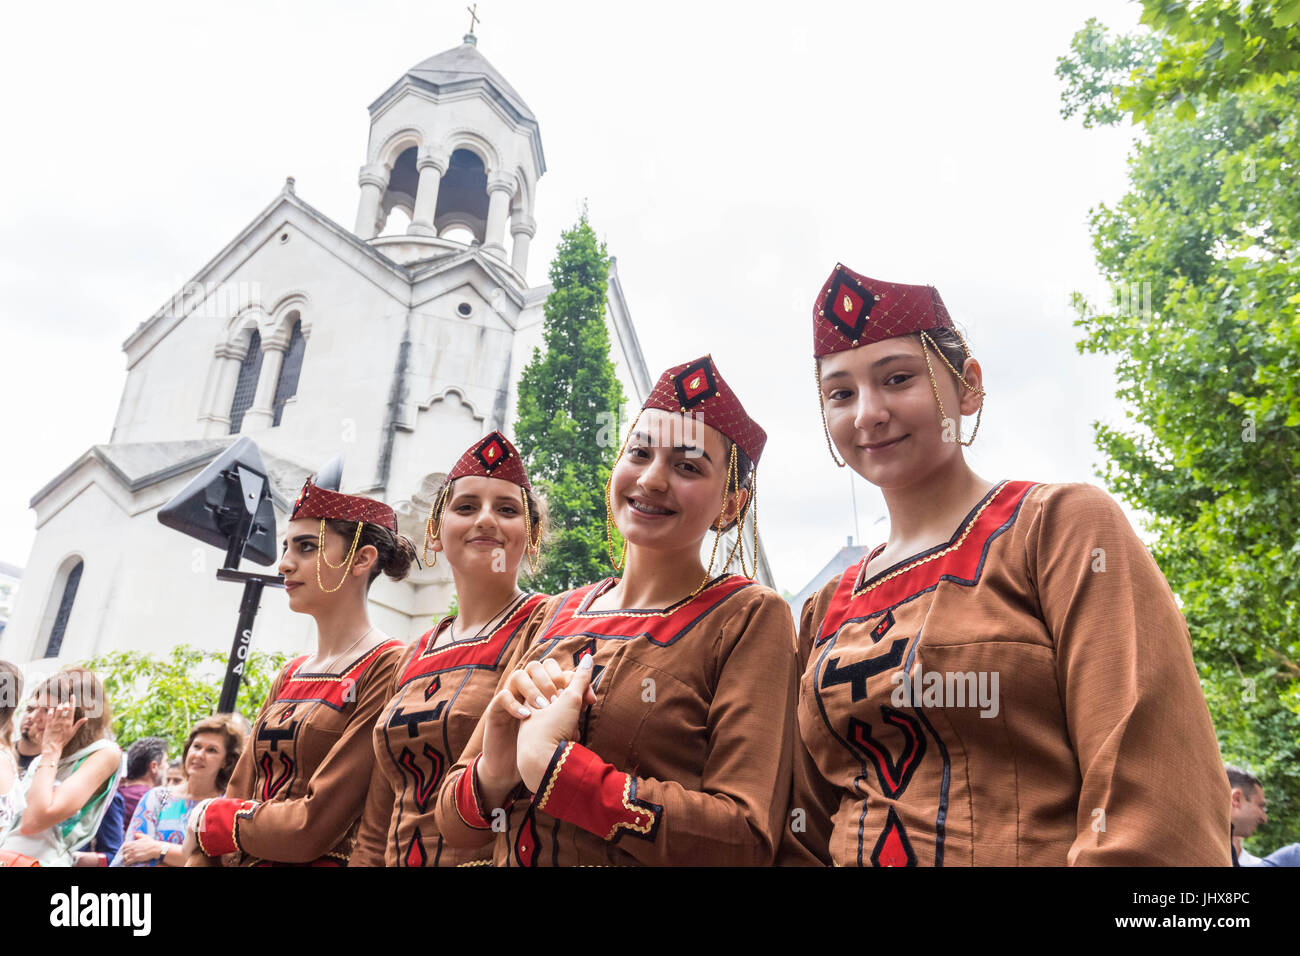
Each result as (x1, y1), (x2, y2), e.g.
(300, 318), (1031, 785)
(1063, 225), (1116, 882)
(514, 212), (626, 592)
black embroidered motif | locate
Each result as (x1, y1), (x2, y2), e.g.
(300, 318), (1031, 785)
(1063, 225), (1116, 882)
(821, 637), (908, 702)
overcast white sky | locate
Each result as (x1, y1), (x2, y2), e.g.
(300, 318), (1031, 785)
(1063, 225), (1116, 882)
(0, 0), (1146, 595)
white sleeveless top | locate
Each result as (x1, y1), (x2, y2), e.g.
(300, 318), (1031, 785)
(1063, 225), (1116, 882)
(0, 739), (122, 866)
(0, 749), (21, 838)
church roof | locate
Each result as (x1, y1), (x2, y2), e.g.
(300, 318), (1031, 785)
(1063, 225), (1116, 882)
(787, 543), (874, 617)
(376, 38), (536, 124)
(30, 438), (320, 516)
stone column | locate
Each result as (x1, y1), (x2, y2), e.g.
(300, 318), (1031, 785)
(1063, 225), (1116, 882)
(408, 150), (448, 236)
(354, 163), (390, 240)
(482, 172), (515, 258)
(202, 341), (248, 437)
(240, 330), (288, 432)
(510, 213), (536, 278)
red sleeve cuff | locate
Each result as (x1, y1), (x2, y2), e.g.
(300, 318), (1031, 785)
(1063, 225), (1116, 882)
(196, 798), (257, 857)
(533, 741), (662, 843)
(454, 755), (493, 830)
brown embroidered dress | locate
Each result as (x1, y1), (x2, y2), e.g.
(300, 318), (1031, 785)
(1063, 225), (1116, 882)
(790, 480), (1231, 866)
(191, 640), (405, 866)
(350, 593), (548, 867)
(434, 575), (801, 866)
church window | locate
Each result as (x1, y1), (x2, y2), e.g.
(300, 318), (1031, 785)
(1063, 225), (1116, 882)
(272, 319), (306, 426)
(228, 330), (263, 433)
(457, 302), (473, 317)
(43, 560), (83, 658)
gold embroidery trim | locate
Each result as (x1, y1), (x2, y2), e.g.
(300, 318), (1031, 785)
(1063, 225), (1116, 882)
(605, 774), (656, 841)
(574, 575), (736, 619)
(536, 741), (575, 812)
(853, 482), (1006, 597)
(287, 643), (390, 682)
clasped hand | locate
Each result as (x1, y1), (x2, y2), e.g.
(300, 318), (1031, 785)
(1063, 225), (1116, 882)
(478, 655), (597, 803)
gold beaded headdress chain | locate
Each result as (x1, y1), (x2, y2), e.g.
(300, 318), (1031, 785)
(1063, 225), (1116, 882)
(316, 518), (364, 593)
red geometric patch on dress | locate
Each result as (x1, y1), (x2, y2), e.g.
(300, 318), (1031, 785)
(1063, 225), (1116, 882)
(871, 807), (917, 867)
(405, 830), (428, 868)
(279, 704), (296, 723)
(423, 674), (442, 701)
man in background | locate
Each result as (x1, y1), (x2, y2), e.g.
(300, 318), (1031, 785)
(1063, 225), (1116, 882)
(1225, 764), (1269, 866)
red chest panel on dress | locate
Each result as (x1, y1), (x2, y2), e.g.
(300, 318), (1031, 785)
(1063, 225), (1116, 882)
(539, 576), (753, 646)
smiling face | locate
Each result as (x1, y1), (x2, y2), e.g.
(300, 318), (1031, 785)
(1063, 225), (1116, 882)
(819, 335), (983, 490)
(184, 731), (228, 792)
(430, 476), (529, 582)
(609, 408), (747, 554)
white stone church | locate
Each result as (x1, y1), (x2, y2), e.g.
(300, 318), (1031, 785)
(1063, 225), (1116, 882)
(4, 34), (778, 672)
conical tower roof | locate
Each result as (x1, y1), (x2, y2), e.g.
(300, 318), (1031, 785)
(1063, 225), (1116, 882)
(371, 35), (535, 124)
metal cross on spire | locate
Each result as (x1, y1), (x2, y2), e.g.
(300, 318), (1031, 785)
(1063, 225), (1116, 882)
(466, 4), (480, 35)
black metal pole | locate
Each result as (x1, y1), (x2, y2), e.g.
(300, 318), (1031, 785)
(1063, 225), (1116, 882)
(218, 578), (264, 714)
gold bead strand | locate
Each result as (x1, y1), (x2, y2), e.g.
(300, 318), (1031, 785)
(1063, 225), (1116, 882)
(815, 360), (847, 468)
(317, 518), (361, 593)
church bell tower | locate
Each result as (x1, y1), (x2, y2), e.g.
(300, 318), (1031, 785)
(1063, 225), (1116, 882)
(353, 31), (544, 281)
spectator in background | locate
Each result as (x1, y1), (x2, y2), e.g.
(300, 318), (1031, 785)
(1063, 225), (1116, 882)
(1225, 764), (1269, 866)
(0, 661), (23, 841)
(78, 736), (169, 865)
(13, 697), (41, 773)
(117, 737), (167, 828)
(113, 715), (244, 867)
(164, 758), (184, 790)
(0, 667), (122, 866)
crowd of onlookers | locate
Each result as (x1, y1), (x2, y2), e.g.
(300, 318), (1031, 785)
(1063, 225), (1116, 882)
(0, 660), (246, 867)
(0, 658), (1296, 867)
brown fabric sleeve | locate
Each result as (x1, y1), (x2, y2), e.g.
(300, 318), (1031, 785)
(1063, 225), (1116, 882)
(776, 590), (837, 866)
(186, 664), (287, 867)
(533, 587), (800, 866)
(1026, 484), (1232, 866)
(434, 596), (558, 848)
(347, 643), (412, 867)
(232, 644), (405, 864)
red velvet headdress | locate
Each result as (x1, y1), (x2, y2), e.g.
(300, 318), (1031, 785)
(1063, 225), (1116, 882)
(642, 355), (767, 465)
(291, 479), (397, 532)
(445, 431), (531, 491)
(813, 262), (953, 357)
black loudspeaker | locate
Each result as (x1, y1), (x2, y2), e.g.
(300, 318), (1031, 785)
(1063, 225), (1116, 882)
(157, 436), (279, 567)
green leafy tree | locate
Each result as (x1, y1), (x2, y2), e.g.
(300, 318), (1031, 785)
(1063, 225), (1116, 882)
(1059, 4), (1300, 850)
(514, 212), (626, 592)
(81, 645), (287, 755)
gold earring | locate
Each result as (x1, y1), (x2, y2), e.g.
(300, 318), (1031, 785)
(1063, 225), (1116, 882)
(691, 443), (740, 598)
(815, 360), (847, 468)
(919, 330), (986, 448)
(522, 489), (540, 577)
(423, 487), (447, 567)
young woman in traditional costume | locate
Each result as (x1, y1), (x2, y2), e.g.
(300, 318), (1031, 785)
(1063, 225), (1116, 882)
(185, 481), (413, 866)
(790, 262), (1231, 866)
(349, 431), (549, 867)
(433, 356), (802, 866)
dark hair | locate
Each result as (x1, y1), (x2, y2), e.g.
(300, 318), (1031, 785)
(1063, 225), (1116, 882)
(125, 736), (168, 779)
(1225, 764), (1262, 798)
(323, 520), (419, 586)
(30, 667), (112, 757)
(0, 660), (21, 746)
(184, 714), (247, 791)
